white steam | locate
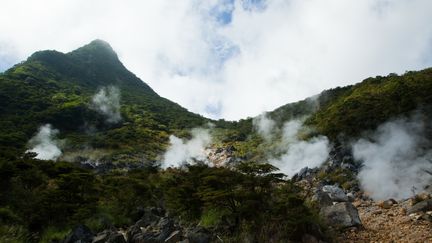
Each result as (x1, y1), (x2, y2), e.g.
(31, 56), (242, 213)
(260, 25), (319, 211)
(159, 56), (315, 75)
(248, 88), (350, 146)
(252, 116), (330, 178)
(353, 116), (432, 200)
(253, 113), (276, 141)
(162, 128), (212, 168)
(269, 120), (330, 177)
(91, 86), (122, 123)
(27, 124), (62, 160)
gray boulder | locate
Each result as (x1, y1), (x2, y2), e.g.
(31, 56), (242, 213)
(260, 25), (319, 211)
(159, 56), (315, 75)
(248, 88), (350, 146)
(185, 226), (212, 243)
(407, 199), (432, 215)
(93, 230), (126, 243)
(129, 217), (176, 243)
(126, 224), (142, 242)
(320, 202), (362, 229)
(312, 190), (333, 208)
(322, 185), (348, 202)
(63, 225), (94, 243)
(136, 208), (162, 228)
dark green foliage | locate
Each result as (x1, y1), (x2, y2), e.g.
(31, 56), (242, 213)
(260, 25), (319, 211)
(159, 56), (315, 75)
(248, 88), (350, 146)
(0, 156), (161, 241)
(0, 40), (209, 162)
(0, 156), (321, 242)
(161, 162), (318, 241)
(3, 40), (432, 242)
(307, 70), (432, 139)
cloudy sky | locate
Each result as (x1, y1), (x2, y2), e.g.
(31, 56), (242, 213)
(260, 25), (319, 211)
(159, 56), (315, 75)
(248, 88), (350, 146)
(1, 0), (432, 120)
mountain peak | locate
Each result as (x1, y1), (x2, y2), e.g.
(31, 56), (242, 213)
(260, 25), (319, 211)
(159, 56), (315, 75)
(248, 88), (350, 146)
(68, 39), (119, 64)
(86, 39), (115, 52)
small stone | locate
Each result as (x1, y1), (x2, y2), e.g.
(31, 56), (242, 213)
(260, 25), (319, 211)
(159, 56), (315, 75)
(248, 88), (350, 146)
(407, 199), (432, 214)
(165, 230), (181, 243)
(378, 199), (395, 209)
(373, 210), (382, 215)
(421, 214), (432, 222)
(417, 192), (431, 201)
(353, 201), (362, 207)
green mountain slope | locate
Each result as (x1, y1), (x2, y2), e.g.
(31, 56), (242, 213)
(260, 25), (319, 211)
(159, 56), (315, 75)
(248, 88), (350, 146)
(306, 69), (432, 139)
(254, 68), (432, 140)
(2, 40), (432, 242)
(0, 40), (209, 161)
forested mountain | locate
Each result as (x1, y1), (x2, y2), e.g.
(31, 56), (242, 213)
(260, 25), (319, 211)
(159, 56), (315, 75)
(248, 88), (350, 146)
(0, 40), (208, 162)
(1, 41), (432, 242)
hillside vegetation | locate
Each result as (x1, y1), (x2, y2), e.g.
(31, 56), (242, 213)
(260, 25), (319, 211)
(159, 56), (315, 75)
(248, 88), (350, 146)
(1, 40), (432, 242)
(0, 40), (209, 162)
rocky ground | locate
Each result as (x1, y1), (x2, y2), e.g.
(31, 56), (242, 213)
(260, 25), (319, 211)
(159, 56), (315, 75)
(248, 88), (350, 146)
(61, 207), (214, 243)
(295, 169), (432, 243)
(338, 198), (432, 243)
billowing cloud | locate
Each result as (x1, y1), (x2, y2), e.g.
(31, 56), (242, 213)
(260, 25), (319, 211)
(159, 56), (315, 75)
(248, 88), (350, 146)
(1, 0), (432, 119)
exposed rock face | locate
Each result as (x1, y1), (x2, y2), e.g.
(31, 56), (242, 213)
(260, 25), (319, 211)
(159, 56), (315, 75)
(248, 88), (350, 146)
(292, 167), (319, 182)
(312, 189), (333, 208)
(322, 185), (349, 202)
(320, 202), (362, 229)
(205, 146), (238, 167)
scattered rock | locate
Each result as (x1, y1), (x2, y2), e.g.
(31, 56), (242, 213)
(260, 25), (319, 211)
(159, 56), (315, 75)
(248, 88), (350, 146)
(320, 202), (362, 229)
(126, 225), (142, 242)
(164, 230), (181, 243)
(378, 199), (397, 209)
(292, 167), (319, 182)
(418, 192), (431, 201)
(420, 214), (432, 222)
(407, 199), (432, 215)
(92, 229), (126, 243)
(63, 224), (94, 243)
(185, 226), (212, 243)
(372, 210), (382, 215)
(157, 217), (176, 241)
(92, 231), (109, 243)
(346, 192), (355, 202)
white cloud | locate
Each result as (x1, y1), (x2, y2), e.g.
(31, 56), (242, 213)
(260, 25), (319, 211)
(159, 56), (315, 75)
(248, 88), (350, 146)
(1, 0), (432, 120)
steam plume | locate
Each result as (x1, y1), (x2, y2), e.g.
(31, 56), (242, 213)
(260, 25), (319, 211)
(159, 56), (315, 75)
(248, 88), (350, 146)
(353, 116), (432, 200)
(269, 120), (330, 177)
(91, 86), (122, 123)
(162, 128), (212, 168)
(253, 113), (276, 141)
(27, 124), (62, 160)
